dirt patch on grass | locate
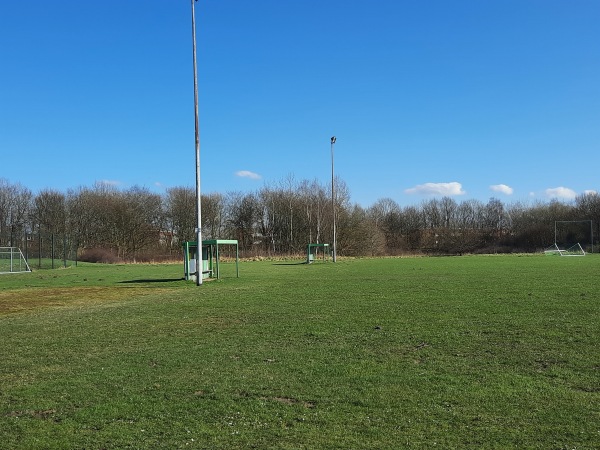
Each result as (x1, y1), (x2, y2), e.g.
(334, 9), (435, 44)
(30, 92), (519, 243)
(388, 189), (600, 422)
(0, 286), (168, 316)
(272, 397), (316, 409)
(7, 409), (58, 420)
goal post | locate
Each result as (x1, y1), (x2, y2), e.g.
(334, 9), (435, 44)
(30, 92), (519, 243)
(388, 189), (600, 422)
(554, 220), (593, 254)
(0, 247), (32, 274)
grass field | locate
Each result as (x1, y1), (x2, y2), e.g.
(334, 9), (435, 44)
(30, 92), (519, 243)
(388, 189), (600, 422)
(1, 256), (599, 449)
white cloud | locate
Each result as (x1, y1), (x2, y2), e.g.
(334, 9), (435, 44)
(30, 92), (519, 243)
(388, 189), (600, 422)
(490, 184), (513, 195)
(545, 187), (577, 200)
(405, 182), (466, 196)
(235, 170), (261, 180)
(98, 179), (122, 187)
(584, 190), (598, 196)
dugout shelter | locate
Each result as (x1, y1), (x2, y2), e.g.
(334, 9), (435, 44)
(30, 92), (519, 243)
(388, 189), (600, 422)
(306, 243), (330, 263)
(183, 240), (239, 281)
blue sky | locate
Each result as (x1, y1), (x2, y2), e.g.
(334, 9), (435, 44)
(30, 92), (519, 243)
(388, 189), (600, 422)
(1, 1), (599, 207)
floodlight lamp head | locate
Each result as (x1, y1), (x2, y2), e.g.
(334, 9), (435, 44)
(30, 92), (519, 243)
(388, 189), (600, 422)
(331, 136), (336, 144)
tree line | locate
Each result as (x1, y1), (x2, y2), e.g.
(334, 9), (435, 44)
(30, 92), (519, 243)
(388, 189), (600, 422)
(0, 177), (598, 261)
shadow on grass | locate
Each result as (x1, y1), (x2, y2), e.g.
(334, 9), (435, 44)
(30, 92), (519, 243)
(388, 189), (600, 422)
(272, 262), (308, 266)
(119, 278), (185, 284)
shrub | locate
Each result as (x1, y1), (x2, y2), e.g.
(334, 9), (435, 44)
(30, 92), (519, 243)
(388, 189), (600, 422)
(79, 248), (122, 264)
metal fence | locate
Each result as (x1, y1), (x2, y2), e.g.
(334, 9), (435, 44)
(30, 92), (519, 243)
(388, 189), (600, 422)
(0, 233), (79, 269)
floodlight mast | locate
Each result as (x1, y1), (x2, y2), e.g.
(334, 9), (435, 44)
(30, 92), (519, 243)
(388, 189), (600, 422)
(191, 0), (202, 285)
(330, 136), (337, 263)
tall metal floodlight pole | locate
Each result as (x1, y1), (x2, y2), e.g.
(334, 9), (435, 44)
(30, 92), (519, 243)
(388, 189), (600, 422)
(191, 0), (202, 285)
(330, 136), (337, 262)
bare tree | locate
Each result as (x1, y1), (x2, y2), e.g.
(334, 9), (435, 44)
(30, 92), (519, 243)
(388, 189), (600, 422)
(258, 187), (277, 255)
(456, 199), (484, 230)
(368, 198), (400, 228)
(422, 199), (442, 230)
(67, 183), (119, 251)
(575, 192), (600, 249)
(282, 175), (298, 254)
(338, 204), (384, 256)
(66, 184), (162, 260)
(402, 205), (425, 251)
(202, 192), (225, 240)
(34, 189), (67, 235)
(7, 173), (600, 258)
(117, 186), (163, 260)
(165, 186), (196, 247)
(439, 197), (458, 229)
(368, 198), (402, 252)
(0, 178), (33, 245)
(225, 192), (260, 253)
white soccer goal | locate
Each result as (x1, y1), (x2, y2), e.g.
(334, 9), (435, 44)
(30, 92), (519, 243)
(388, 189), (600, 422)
(0, 247), (32, 274)
(544, 243), (586, 257)
(554, 220), (593, 254)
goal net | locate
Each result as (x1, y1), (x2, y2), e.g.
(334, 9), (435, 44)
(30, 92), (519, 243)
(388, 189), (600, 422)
(0, 247), (32, 274)
(544, 242), (586, 257)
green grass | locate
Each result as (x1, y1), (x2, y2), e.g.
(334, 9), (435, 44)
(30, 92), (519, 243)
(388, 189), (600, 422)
(1, 256), (599, 449)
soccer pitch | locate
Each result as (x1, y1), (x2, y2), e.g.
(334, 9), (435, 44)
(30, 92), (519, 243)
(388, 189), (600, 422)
(1, 256), (598, 449)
